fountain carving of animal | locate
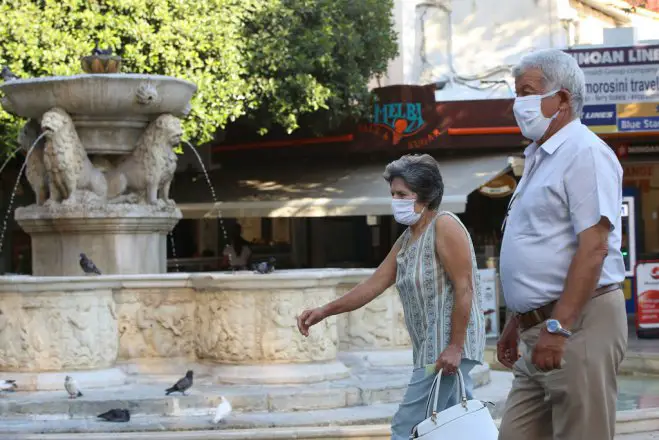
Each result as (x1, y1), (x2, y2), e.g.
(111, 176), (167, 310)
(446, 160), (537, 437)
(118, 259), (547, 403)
(107, 114), (181, 205)
(41, 107), (108, 204)
(18, 119), (48, 205)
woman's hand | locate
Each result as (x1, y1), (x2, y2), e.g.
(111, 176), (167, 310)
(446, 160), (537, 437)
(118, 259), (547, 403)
(496, 316), (520, 369)
(435, 344), (463, 375)
(296, 307), (327, 337)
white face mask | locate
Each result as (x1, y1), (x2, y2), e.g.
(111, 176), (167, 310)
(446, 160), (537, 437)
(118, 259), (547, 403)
(513, 89), (560, 141)
(391, 198), (424, 225)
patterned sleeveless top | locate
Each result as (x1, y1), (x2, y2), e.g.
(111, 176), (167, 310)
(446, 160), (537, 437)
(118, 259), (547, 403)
(395, 212), (485, 369)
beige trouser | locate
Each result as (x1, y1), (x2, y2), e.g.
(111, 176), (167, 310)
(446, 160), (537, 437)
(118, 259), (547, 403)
(498, 290), (628, 440)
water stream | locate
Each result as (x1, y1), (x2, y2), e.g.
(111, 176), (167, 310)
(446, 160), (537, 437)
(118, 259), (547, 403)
(181, 141), (231, 267)
(0, 133), (46, 256)
(0, 146), (22, 178)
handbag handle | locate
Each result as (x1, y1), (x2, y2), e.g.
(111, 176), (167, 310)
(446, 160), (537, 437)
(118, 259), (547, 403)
(425, 369), (469, 421)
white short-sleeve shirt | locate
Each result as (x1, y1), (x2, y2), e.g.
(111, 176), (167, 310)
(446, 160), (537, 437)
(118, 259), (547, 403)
(499, 119), (625, 313)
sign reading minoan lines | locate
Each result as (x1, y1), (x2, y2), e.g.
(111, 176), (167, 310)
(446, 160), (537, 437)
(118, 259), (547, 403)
(565, 45), (659, 134)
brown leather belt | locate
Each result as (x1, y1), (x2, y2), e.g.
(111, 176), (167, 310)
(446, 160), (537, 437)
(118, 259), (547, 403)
(517, 283), (621, 332)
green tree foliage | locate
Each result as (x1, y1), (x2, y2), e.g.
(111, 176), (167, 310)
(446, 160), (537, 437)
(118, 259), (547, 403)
(0, 0), (397, 153)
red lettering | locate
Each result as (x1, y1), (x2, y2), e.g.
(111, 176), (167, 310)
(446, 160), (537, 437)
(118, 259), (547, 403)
(624, 165), (653, 178)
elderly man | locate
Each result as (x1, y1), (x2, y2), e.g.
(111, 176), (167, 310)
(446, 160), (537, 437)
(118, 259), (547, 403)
(497, 49), (626, 440)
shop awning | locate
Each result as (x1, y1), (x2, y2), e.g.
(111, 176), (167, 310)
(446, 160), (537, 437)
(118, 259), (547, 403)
(177, 154), (512, 218)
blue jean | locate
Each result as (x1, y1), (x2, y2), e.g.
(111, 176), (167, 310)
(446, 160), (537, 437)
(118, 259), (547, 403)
(390, 360), (477, 440)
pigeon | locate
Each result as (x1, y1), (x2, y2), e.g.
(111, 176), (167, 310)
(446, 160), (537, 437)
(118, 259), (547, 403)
(79, 253), (101, 275)
(212, 396), (232, 424)
(1, 66), (19, 82)
(253, 257), (276, 274)
(92, 42), (113, 56)
(64, 376), (83, 399)
(0, 379), (17, 392)
(97, 408), (130, 422)
(165, 370), (193, 396)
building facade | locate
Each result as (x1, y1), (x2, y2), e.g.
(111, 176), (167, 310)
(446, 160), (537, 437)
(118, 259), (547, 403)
(373, 0), (659, 99)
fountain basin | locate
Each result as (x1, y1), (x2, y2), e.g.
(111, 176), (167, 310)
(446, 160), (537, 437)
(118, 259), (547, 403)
(0, 283), (118, 373)
(15, 204), (181, 276)
(0, 74), (196, 154)
(0, 269), (409, 389)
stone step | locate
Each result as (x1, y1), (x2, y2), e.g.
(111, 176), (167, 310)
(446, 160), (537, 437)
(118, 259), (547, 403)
(3, 405), (659, 438)
(0, 383), (403, 420)
(0, 364), (491, 421)
(0, 403), (399, 435)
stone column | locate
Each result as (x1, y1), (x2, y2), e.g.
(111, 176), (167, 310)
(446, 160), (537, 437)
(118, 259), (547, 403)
(191, 270), (349, 384)
(0, 276), (125, 390)
(15, 207), (180, 276)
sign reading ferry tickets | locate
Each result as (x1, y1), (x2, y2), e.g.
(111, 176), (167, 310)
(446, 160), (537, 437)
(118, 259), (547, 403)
(565, 45), (659, 133)
(635, 261), (659, 330)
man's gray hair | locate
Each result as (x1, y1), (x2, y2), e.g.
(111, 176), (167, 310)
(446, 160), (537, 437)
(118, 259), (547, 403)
(383, 154), (444, 210)
(512, 49), (586, 116)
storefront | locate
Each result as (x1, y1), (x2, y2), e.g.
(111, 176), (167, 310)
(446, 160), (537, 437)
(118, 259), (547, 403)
(566, 43), (659, 316)
(172, 84), (527, 273)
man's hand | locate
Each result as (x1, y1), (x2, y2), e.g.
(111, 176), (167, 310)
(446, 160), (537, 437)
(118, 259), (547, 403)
(296, 307), (327, 337)
(531, 328), (567, 371)
(435, 344), (463, 375)
(497, 316), (520, 369)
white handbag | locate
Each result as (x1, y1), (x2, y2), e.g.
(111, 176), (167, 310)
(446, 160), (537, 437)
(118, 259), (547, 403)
(409, 369), (499, 439)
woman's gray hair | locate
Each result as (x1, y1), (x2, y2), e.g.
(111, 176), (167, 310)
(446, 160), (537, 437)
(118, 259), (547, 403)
(383, 154), (444, 210)
(512, 49), (586, 116)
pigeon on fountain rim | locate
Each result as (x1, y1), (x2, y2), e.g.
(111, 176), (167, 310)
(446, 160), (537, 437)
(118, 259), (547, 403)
(79, 253), (101, 275)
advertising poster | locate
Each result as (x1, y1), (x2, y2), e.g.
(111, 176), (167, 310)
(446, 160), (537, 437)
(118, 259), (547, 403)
(564, 45), (659, 134)
(479, 268), (499, 338)
(635, 261), (659, 330)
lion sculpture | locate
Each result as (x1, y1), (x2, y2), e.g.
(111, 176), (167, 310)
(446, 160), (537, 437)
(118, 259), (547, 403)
(108, 114), (181, 205)
(41, 107), (107, 204)
(18, 119), (48, 205)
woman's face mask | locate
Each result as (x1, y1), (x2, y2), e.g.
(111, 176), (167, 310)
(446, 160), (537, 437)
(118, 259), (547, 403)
(513, 89), (560, 141)
(391, 198), (425, 225)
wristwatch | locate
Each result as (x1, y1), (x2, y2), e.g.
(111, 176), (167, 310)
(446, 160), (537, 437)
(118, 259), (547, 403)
(545, 319), (572, 338)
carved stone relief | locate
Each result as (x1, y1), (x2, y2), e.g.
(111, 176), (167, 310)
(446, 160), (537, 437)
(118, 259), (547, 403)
(0, 271), (413, 374)
(195, 287), (338, 364)
(17, 107), (183, 212)
(338, 285), (411, 351)
(39, 107), (109, 206)
(0, 290), (117, 371)
(114, 288), (195, 360)
(106, 114), (181, 206)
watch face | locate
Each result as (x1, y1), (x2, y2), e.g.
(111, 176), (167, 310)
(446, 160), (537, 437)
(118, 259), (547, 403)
(546, 320), (560, 333)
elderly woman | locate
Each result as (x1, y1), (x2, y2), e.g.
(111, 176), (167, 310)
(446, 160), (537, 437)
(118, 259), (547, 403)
(297, 154), (485, 439)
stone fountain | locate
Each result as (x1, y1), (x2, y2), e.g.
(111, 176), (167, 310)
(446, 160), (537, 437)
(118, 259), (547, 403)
(0, 58), (492, 437)
(1, 61), (193, 276)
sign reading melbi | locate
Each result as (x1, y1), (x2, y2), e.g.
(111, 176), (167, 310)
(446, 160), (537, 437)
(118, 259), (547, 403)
(355, 84), (441, 151)
(565, 45), (659, 133)
(635, 261), (659, 332)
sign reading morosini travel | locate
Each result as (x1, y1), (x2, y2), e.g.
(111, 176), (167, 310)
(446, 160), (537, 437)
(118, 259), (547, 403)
(565, 45), (659, 133)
